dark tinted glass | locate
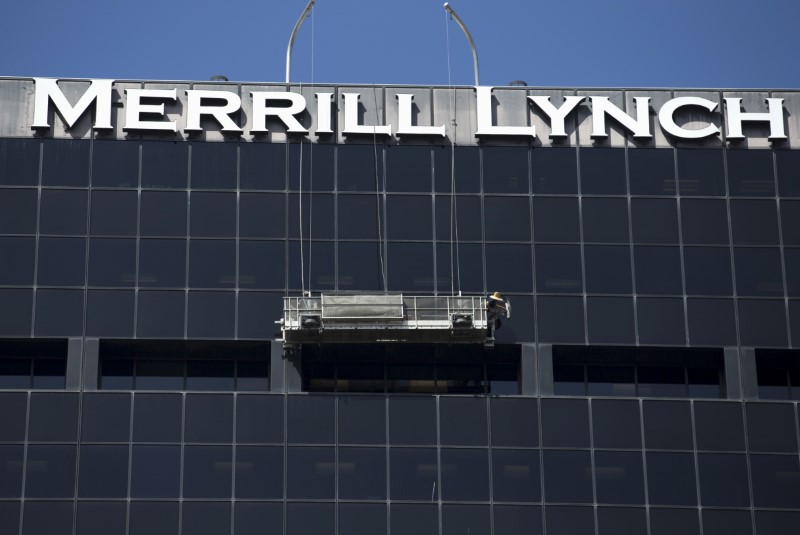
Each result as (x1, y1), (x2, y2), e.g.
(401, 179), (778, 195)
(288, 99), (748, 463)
(435, 195), (482, 242)
(42, 139), (90, 187)
(787, 249), (800, 297)
(587, 297), (635, 344)
(746, 403), (798, 452)
(390, 447), (438, 500)
(440, 397), (487, 446)
(650, 508), (700, 535)
(434, 145), (480, 193)
(537, 296), (585, 344)
(181, 502), (231, 535)
(286, 446), (335, 499)
(485, 196), (531, 241)
(185, 394), (233, 442)
(133, 393), (183, 442)
(0, 445), (23, 497)
(339, 503), (387, 535)
(643, 401), (693, 450)
(76, 501), (127, 535)
(388, 396), (437, 445)
(236, 395), (283, 443)
(190, 141), (237, 189)
(239, 192), (285, 238)
(81, 393), (131, 442)
(542, 450), (593, 503)
(339, 144), (382, 191)
(25, 444), (76, 497)
(100, 358), (133, 390)
(533, 197), (580, 242)
(698, 453), (751, 506)
(387, 242), (434, 293)
(90, 190), (137, 236)
(492, 449), (541, 502)
(592, 399), (641, 448)
(339, 241), (384, 291)
(136, 290), (186, 338)
(234, 502), (283, 535)
(646, 452), (697, 505)
(637, 298), (687, 345)
(140, 191), (188, 237)
(491, 398), (538, 447)
(129, 501), (179, 535)
(22, 501), (73, 535)
(734, 247), (783, 296)
(238, 291), (284, 339)
(486, 243), (532, 293)
(542, 399), (589, 448)
(34, 289), (84, 336)
(730, 200), (779, 245)
(756, 511), (800, 535)
(92, 139), (139, 187)
(287, 395), (334, 444)
(687, 298), (737, 346)
(0, 138), (39, 186)
(186, 360), (234, 391)
(338, 194), (379, 240)
(78, 444), (129, 498)
(287, 142), (335, 192)
(535, 245), (582, 293)
(136, 359), (183, 390)
(441, 448), (490, 501)
(130, 445), (181, 497)
(138, 239), (186, 288)
(545, 506), (594, 535)
(702, 509), (753, 535)
(141, 140), (188, 188)
(581, 147), (626, 194)
(751, 454), (800, 508)
(188, 240), (236, 288)
(597, 507), (647, 535)
(777, 149), (800, 197)
(386, 195), (432, 240)
(587, 365), (635, 397)
(483, 146), (529, 193)
(0, 237), (35, 285)
(190, 192), (236, 238)
(738, 299), (788, 347)
(28, 392), (79, 441)
(684, 247), (733, 295)
(0, 393), (27, 441)
(629, 148), (676, 195)
(694, 401), (745, 451)
(88, 238), (136, 287)
(634, 246), (682, 295)
(442, 505), (490, 535)
(391, 504), (438, 535)
(339, 396), (385, 444)
(0, 189), (37, 234)
(386, 145), (432, 192)
(339, 446), (386, 499)
(240, 142), (285, 190)
(553, 364), (586, 398)
(494, 505), (543, 535)
(584, 245), (632, 294)
(532, 147), (577, 194)
(632, 198), (679, 243)
(437, 242), (484, 294)
(594, 451), (645, 504)
(727, 149), (775, 196)
(681, 199), (730, 245)
(37, 237), (86, 286)
(86, 291), (132, 338)
(582, 197), (629, 243)
(678, 148), (725, 196)
(183, 445), (233, 498)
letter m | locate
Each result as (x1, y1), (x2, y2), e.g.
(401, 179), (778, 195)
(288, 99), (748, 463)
(31, 78), (113, 130)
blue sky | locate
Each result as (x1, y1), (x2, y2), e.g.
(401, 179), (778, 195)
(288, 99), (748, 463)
(1, 0), (798, 89)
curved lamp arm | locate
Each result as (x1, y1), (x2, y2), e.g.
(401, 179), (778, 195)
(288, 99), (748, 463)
(443, 2), (480, 86)
(285, 0), (316, 84)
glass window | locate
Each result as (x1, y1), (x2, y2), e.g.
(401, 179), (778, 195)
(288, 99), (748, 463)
(76, 501), (127, 535)
(436, 242), (484, 294)
(435, 195), (482, 242)
(236, 395), (282, 443)
(136, 290), (186, 338)
(541, 399), (589, 448)
(234, 503), (282, 535)
(136, 359), (184, 390)
(338, 144), (382, 192)
(581, 147), (626, 195)
(0, 393), (27, 441)
(287, 192), (335, 240)
(0, 502), (19, 535)
(0, 138), (40, 186)
(0, 189), (37, 234)
(698, 453), (751, 507)
(738, 299), (788, 347)
(338, 241), (384, 291)
(188, 240), (236, 288)
(485, 196), (531, 242)
(181, 502), (231, 535)
(597, 507), (647, 535)
(138, 239), (186, 288)
(30, 358), (65, 389)
(183, 445), (233, 498)
(441, 448), (490, 501)
(78, 444), (129, 498)
(187, 291), (236, 338)
(629, 148), (676, 195)
(584, 245), (632, 294)
(702, 510), (753, 535)
(537, 296), (585, 344)
(492, 449), (541, 502)
(90, 190), (137, 236)
(484, 146), (529, 194)
(129, 501), (179, 535)
(287, 503), (334, 535)
(234, 445), (282, 499)
(532, 147), (577, 194)
(756, 511), (800, 535)
(650, 508), (700, 535)
(387, 242), (434, 293)
(582, 198), (629, 243)
(434, 145), (480, 193)
(646, 452), (697, 505)
(388, 396), (437, 445)
(637, 298), (687, 346)
(0, 445), (23, 497)
(339, 446), (386, 500)
(92, 139), (139, 188)
(440, 397), (488, 446)
(488, 359), (522, 392)
(442, 505), (490, 535)
(141, 140), (188, 189)
(130, 444), (181, 498)
(677, 148), (725, 196)
(28, 392), (78, 442)
(533, 197), (580, 242)
(386, 145), (432, 193)
(587, 297), (635, 344)
(391, 504), (438, 535)
(191, 141), (237, 189)
(0, 358), (30, 389)
(339, 396), (385, 445)
(437, 363), (485, 395)
(734, 247), (784, 296)
(34, 289), (84, 336)
(339, 503), (387, 535)
(133, 393), (183, 442)
(287, 142), (335, 192)
(746, 403), (798, 453)
(684, 247), (733, 296)
(681, 199), (730, 245)
(632, 198), (679, 244)
(239, 192), (285, 239)
(240, 142), (286, 190)
(543, 450), (593, 503)
(594, 451), (645, 504)
(22, 501), (73, 535)
(638, 365), (686, 398)
(238, 291), (284, 340)
(486, 243), (532, 293)
(81, 393), (131, 442)
(0, 237), (35, 286)
(587, 365), (635, 397)
(751, 454), (800, 508)
(87, 290), (135, 337)
(186, 360), (234, 392)
(777, 149), (800, 197)
(25, 444), (77, 497)
(88, 238), (136, 287)
(687, 298), (737, 346)
(781, 201), (800, 245)
(286, 446), (335, 499)
(37, 237), (86, 286)
(333, 361), (384, 394)
(390, 447), (438, 500)
(544, 506), (594, 535)
(535, 245), (582, 294)
(693, 401), (745, 451)
(288, 395), (334, 444)
(643, 401), (693, 450)
(592, 400), (641, 448)
(185, 394), (233, 442)
(731, 200), (779, 245)
(787, 249), (800, 297)
(494, 505), (542, 535)
(140, 191), (188, 237)
(338, 194), (379, 240)
(727, 149), (775, 197)
(634, 246), (683, 295)
(42, 139), (90, 187)
(491, 398), (538, 447)
(189, 192), (236, 237)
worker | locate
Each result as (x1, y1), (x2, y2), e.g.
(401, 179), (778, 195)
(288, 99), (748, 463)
(486, 291), (508, 340)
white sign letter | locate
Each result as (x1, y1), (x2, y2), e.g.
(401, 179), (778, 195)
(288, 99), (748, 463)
(528, 96), (584, 138)
(185, 90), (242, 132)
(591, 96), (651, 138)
(342, 93), (392, 136)
(725, 98), (786, 140)
(32, 78), (113, 130)
(250, 92), (308, 133)
(315, 92), (334, 135)
(395, 94), (445, 137)
(475, 86), (536, 138)
(124, 88), (178, 132)
(657, 97), (719, 139)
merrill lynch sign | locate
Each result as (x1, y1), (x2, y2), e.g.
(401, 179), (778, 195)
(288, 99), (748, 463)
(31, 78), (787, 141)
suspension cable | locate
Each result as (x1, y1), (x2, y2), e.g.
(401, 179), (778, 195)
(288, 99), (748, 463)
(445, 11), (462, 295)
(307, 6), (315, 295)
(372, 87), (387, 293)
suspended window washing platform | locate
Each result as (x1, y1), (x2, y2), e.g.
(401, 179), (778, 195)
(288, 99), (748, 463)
(280, 294), (510, 347)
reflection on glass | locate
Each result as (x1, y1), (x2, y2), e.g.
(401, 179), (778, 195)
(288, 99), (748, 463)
(553, 364), (584, 396)
(587, 365), (635, 397)
(637, 366), (686, 398)
(136, 360), (184, 390)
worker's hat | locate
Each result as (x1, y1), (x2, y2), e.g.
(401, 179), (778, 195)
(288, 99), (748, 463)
(488, 292), (504, 301)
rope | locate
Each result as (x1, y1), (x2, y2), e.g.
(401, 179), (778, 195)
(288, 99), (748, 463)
(372, 86), (387, 292)
(445, 11), (462, 295)
(297, 88), (305, 295)
(307, 6), (315, 295)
